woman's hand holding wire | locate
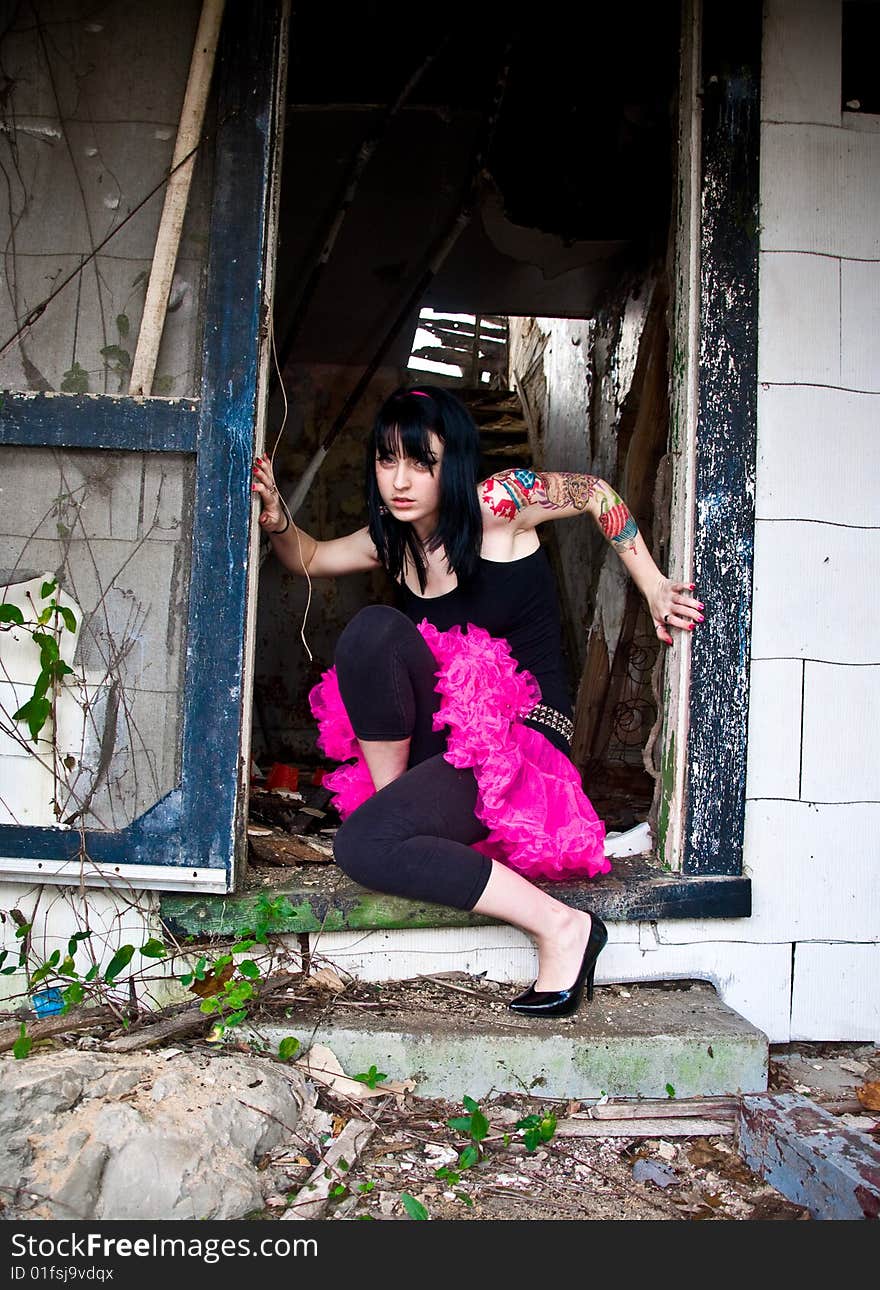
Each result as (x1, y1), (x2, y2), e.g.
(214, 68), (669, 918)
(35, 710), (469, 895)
(648, 578), (704, 646)
(253, 455), (288, 535)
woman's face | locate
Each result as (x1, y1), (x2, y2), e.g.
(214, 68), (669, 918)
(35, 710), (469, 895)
(375, 431), (444, 531)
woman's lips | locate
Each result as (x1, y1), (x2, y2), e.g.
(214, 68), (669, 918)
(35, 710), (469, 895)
(391, 497), (415, 507)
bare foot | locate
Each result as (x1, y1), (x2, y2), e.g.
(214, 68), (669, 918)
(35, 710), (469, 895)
(533, 908), (592, 992)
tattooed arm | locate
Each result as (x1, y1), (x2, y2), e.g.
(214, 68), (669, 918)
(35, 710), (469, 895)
(480, 469), (703, 644)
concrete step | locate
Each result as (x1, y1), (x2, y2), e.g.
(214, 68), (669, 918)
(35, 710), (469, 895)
(254, 978), (768, 1102)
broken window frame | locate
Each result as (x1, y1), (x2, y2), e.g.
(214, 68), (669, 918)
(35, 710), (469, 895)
(658, 0), (760, 913)
(0, 1), (287, 894)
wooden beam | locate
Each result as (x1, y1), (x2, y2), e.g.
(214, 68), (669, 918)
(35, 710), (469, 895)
(129, 0), (226, 396)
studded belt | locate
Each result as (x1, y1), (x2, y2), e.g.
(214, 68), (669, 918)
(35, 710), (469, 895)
(523, 702), (574, 744)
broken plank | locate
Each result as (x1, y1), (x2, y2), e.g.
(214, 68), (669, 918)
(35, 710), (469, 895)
(577, 1096), (739, 1121)
(281, 1117), (376, 1220)
(555, 1117), (735, 1138)
(249, 835), (334, 867)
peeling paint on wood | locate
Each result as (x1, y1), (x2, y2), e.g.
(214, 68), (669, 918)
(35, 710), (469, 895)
(739, 1092), (880, 1220)
(685, 2), (762, 876)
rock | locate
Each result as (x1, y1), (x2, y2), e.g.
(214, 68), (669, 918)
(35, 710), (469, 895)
(0, 1049), (321, 1220)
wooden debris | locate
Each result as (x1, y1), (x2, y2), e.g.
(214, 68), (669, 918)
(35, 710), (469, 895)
(556, 1116), (735, 1138)
(294, 1043), (415, 1102)
(248, 833), (334, 867)
(0, 1005), (118, 1053)
(576, 1096), (739, 1122)
(281, 1116), (377, 1220)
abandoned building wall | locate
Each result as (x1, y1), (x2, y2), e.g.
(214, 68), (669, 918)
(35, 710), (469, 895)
(315, 2), (880, 1045)
(508, 280), (667, 830)
(741, 0), (880, 1039)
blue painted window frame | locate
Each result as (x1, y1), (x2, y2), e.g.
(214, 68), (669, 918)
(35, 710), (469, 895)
(0, 2), (283, 888)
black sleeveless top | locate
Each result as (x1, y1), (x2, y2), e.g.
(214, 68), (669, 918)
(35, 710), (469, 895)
(395, 545), (572, 724)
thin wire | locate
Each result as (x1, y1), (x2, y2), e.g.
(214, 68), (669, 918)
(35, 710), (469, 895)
(268, 316), (313, 662)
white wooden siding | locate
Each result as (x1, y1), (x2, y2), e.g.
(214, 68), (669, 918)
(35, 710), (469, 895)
(762, 0), (841, 126)
(791, 942), (880, 1039)
(756, 385), (880, 522)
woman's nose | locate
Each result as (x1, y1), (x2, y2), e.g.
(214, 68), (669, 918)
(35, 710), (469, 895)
(392, 461), (410, 489)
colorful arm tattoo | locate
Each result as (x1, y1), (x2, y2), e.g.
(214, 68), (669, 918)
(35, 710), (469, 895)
(481, 469), (640, 553)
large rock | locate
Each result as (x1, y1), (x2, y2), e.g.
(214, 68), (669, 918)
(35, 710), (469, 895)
(0, 1048), (328, 1220)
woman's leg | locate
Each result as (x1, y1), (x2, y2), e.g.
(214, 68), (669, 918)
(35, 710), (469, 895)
(470, 863), (594, 993)
(334, 752), (594, 993)
(333, 753), (492, 910)
(334, 605), (445, 789)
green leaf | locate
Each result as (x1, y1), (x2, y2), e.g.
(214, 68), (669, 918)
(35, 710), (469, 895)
(213, 954), (233, 970)
(199, 997), (220, 1014)
(13, 696), (52, 741)
(665, 1083), (676, 1099)
(58, 956), (77, 977)
(59, 606), (78, 634)
(231, 939), (256, 953)
(194, 957), (207, 980)
(103, 943), (135, 983)
(30, 949), (60, 986)
(224, 1008), (248, 1028)
(357, 1181), (375, 1194)
(84, 964), (99, 982)
(401, 1193), (429, 1221)
(178, 973), (194, 987)
(40, 579), (57, 599)
(462, 1095), (480, 1114)
(237, 960), (260, 979)
(0, 603), (25, 625)
(278, 1036), (300, 1062)
(434, 1166), (459, 1183)
(447, 1116), (472, 1134)
(469, 1110), (489, 1143)
(458, 1145), (479, 1170)
(328, 1183), (348, 1199)
(60, 361), (89, 394)
(354, 1064), (387, 1089)
(32, 631), (60, 662)
(139, 938), (166, 959)
(13, 1022), (31, 1060)
(67, 931), (91, 957)
(116, 313), (130, 337)
(62, 981), (85, 1007)
(454, 1190), (474, 1207)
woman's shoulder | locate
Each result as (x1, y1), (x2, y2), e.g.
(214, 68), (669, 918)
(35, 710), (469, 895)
(477, 467), (542, 527)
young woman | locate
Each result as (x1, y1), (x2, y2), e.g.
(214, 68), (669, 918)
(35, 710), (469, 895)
(253, 385), (702, 1017)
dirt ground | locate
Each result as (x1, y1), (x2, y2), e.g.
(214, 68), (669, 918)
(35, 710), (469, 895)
(246, 972), (880, 1222)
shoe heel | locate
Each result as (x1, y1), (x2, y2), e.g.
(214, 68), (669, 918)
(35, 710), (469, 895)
(586, 964), (596, 1002)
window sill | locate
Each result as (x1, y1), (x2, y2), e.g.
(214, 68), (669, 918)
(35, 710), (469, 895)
(159, 856), (751, 938)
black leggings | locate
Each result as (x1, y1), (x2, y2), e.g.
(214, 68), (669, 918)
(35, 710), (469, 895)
(332, 605), (493, 911)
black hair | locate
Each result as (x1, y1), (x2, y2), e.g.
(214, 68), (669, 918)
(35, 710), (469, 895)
(366, 384), (482, 592)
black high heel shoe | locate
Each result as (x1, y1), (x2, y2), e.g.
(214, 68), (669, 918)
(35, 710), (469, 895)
(508, 913), (608, 1018)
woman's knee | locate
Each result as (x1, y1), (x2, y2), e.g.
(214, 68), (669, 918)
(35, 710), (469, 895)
(334, 604), (410, 673)
(332, 810), (385, 887)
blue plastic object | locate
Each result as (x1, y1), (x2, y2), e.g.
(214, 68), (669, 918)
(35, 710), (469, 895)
(31, 987), (64, 1017)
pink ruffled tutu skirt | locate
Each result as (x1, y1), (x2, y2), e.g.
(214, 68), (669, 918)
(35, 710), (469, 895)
(308, 620), (610, 882)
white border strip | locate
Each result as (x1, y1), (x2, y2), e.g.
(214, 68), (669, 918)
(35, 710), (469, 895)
(0, 857), (229, 894)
